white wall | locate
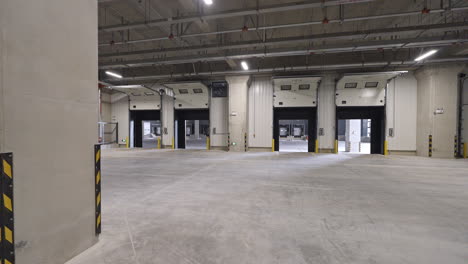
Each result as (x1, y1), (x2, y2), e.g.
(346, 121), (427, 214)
(111, 96), (129, 146)
(415, 64), (465, 158)
(226, 76), (250, 151)
(317, 73), (338, 151)
(248, 77), (273, 148)
(161, 95), (175, 147)
(0, 0), (98, 263)
(100, 93), (112, 123)
(210, 97), (229, 148)
(101, 102), (112, 122)
(386, 73), (417, 152)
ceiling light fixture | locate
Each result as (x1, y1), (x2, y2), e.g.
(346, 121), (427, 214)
(204, 0), (213, 5)
(241, 61), (249, 71)
(414, 49), (438, 62)
(105, 71), (123, 79)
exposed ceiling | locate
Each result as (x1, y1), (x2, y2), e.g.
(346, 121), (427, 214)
(98, 0), (468, 84)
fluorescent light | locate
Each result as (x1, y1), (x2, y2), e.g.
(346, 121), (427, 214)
(241, 61), (249, 71)
(414, 49), (438, 62)
(204, 0), (213, 5)
(105, 71), (122, 79)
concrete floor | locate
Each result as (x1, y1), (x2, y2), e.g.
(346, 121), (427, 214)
(68, 150), (468, 264)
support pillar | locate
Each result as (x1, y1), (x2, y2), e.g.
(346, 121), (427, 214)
(318, 73), (339, 153)
(161, 94), (175, 148)
(0, 1), (98, 263)
(194, 120), (200, 139)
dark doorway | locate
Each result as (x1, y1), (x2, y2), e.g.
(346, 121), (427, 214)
(175, 109), (209, 149)
(273, 107), (317, 152)
(130, 110), (161, 148)
(336, 106), (385, 154)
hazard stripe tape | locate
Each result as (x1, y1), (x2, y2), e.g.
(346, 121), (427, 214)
(95, 149), (101, 163)
(3, 194), (12, 212)
(94, 145), (102, 235)
(2, 160), (11, 179)
(1, 153), (15, 264)
(428, 135), (433, 157)
(96, 171), (101, 185)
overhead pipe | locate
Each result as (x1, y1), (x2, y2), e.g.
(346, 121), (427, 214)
(103, 57), (468, 82)
(99, 37), (466, 69)
(99, 0), (375, 32)
(98, 6), (468, 47)
(99, 22), (468, 58)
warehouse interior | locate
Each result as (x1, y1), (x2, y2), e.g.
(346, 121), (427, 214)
(0, 0), (467, 263)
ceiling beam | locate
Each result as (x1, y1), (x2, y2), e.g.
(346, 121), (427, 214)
(98, 6), (468, 47)
(99, 0), (375, 32)
(99, 37), (466, 69)
(99, 22), (468, 58)
(102, 57), (468, 83)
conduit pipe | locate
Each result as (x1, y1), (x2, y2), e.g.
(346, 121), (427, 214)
(99, 0), (375, 32)
(99, 37), (466, 69)
(98, 6), (468, 47)
(104, 57), (468, 82)
(100, 22), (468, 58)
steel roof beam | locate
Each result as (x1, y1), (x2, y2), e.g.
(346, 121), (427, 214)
(99, 37), (466, 69)
(98, 6), (468, 47)
(99, 22), (468, 58)
(99, 0), (375, 32)
(102, 57), (468, 83)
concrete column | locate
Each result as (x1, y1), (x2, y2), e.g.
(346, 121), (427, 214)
(210, 97), (229, 150)
(161, 94), (175, 148)
(345, 120), (361, 152)
(415, 64), (465, 158)
(0, 1), (98, 263)
(318, 73), (338, 152)
(194, 120), (200, 139)
(226, 76), (250, 152)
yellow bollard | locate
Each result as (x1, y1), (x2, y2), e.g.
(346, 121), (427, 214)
(315, 139), (319, 153)
(157, 138), (161, 149)
(334, 140), (338, 154)
(206, 137), (210, 150)
(272, 139), (275, 152)
(171, 137), (175, 149)
(126, 136), (129, 148)
(384, 141), (389, 156)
